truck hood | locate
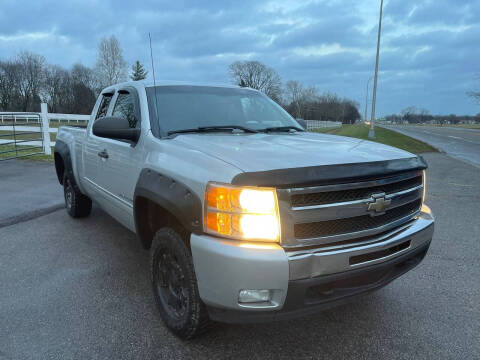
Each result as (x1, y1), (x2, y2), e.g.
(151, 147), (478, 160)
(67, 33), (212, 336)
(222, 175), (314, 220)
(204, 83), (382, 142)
(172, 132), (416, 173)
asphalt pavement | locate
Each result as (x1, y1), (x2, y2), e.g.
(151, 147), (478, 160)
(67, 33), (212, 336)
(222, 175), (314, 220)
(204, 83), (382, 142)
(383, 125), (480, 168)
(0, 154), (479, 359)
(0, 160), (63, 227)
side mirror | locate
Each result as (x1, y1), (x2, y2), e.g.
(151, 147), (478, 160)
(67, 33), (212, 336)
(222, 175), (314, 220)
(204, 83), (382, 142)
(92, 116), (140, 143)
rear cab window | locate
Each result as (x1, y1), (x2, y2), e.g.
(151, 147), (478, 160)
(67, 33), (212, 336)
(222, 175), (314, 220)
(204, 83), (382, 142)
(112, 91), (139, 129)
(95, 93), (113, 120)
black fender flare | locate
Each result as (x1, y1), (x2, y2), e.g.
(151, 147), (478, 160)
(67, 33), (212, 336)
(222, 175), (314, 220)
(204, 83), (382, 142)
(54, 139), (72, 185)
(133, 169), (203, 246)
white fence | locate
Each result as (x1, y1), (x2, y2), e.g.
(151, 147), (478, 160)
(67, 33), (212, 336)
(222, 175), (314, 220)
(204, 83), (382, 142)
(1, 108), (343, 158)
(305, 120), (342, 131)
(0, 103), (89, 155)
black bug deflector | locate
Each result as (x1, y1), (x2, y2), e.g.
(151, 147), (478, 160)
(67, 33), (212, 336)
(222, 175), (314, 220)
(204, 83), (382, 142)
(231, 156), (428, 188)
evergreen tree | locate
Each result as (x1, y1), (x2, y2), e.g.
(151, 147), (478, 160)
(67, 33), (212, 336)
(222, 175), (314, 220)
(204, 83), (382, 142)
(130, 60), (148, 81)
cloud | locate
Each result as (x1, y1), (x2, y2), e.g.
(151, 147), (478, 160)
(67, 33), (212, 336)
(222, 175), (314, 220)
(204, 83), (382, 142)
(0, 0), (478, 115)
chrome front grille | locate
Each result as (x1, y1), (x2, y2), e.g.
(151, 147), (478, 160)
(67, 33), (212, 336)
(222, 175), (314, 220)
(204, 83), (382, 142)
(294, 199), (421, 239)
(290, 175), (422, 207)
(277, 170), (424, 248)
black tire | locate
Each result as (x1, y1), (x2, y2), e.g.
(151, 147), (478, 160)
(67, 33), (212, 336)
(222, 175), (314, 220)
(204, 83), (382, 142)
(150, 228), (211, 339)
(63, 171), (92, 218)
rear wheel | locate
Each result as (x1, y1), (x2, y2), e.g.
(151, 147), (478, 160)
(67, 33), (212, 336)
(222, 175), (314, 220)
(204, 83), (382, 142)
(63, 172), (92, 218)
(150, 228), (211, 339)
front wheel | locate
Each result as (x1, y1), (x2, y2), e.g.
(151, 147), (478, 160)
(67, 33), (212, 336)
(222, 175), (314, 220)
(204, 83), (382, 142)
(150, 228), (211, 339)
(63, 172), (92, 218)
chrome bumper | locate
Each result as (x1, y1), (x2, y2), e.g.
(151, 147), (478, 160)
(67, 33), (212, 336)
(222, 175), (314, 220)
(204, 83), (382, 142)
(288, 205), (434, 280)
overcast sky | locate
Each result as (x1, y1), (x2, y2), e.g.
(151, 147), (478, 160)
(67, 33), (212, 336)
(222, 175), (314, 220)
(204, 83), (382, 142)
(1, 0), (479, 116)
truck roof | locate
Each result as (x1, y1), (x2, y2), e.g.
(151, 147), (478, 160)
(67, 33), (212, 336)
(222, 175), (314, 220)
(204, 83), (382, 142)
(101, 80), (245, 94)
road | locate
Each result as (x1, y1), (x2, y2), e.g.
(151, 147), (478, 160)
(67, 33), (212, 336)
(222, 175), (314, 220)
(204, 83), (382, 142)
(383, 125), (480, 168)
(0, 154), (479, 359)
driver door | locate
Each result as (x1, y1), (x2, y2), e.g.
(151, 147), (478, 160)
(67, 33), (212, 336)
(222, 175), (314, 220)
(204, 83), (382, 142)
(83, 92), (113, 196)
(94, 88), (144, 230)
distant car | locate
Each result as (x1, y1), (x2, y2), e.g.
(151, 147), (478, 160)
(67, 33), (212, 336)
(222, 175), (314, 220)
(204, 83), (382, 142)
(54, 81), (434, 339)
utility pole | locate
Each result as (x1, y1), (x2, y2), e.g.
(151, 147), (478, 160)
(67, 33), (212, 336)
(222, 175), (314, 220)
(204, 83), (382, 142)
(364, 76), (373, 122)
(369, 0), (384, 139)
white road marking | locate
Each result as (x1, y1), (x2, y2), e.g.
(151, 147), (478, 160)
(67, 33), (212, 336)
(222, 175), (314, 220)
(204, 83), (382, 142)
(448, 182), (475, 188)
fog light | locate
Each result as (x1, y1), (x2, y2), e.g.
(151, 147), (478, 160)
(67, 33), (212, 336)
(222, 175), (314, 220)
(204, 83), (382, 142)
(238, 289), (271, 303)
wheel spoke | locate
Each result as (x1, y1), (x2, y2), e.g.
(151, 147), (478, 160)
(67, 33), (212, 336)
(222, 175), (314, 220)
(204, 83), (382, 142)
(157, 253), (169, 287)
(154, 247), (188, 318)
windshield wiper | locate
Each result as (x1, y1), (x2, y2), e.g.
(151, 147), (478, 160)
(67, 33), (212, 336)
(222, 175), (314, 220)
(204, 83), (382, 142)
(260, 126), (305, 133)
(167, 125), (258, 136)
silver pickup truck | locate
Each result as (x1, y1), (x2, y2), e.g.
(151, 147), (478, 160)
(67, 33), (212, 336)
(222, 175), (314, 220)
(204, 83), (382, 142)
(54, 81), (434, 339)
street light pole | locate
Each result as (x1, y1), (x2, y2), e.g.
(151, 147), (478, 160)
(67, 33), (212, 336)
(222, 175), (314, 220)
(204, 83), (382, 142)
(369, 0), (384, 139)
(364, 76), (373, 122)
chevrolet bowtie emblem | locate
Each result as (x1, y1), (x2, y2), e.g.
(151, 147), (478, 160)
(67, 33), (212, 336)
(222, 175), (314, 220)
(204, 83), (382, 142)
(367, 193), (391, 215)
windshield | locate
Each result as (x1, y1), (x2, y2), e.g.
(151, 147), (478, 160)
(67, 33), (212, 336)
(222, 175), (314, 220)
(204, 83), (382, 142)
(146, 86), (300, 136)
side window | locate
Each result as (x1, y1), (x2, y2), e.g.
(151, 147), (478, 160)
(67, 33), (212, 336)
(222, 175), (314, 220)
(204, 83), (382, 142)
(112, 92), (138, 128)
(95, 94), (113, 120)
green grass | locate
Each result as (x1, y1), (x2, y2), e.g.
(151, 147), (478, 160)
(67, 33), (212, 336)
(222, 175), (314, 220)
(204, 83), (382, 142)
(0, 120), (85, 162)
(313, 127), (341, 133)
(0, 130), (56, 142)
(0, 144), (54, 161)
(0, 123), (58, 162)
(313, 125), (438, 154)
(454, 124), (480, 129)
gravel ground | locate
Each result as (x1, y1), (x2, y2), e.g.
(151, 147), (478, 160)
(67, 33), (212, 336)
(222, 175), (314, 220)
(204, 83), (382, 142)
(0, 152), (479, 359)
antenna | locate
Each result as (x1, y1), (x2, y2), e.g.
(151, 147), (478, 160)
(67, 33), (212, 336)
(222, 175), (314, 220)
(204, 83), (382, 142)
(149, 32), (160, 133)
(149, 33), (156, 86)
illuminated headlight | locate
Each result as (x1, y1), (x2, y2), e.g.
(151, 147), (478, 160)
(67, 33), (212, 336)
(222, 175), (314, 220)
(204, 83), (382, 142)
(204, 182), (281, 242)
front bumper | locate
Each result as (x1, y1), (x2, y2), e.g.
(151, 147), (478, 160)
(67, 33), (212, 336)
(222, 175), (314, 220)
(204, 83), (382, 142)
(190, 206), (434, 324)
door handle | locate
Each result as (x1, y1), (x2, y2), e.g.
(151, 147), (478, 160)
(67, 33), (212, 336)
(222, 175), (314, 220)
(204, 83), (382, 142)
(98, 150), (109, 159)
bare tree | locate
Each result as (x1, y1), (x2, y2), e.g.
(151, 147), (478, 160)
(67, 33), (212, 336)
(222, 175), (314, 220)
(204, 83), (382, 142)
(1, 51), (98, 114)
(72, 63), (97, 91)
(401, 106), (418, 123)
(284, 80), (318, 118)
(342, 99), (361, 124)
(95, 35), (127, 88)
(283, 86), (360, 124)
(42, 64), (71, 113)
(71, 64), (97, 114)
(418, 108), (430, 123)
(229, 61), (282, 102)
(285, 80), (304, 118)
(0, 60), (22, 111)
(16, 51), (46, 111)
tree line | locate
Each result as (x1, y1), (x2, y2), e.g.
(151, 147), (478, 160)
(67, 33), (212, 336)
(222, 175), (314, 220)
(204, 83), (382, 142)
(1, 36), (361, 123)
(384, 106), (480, 124)
(229, 61), (361, 124)
(0, 36), (148, 114)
